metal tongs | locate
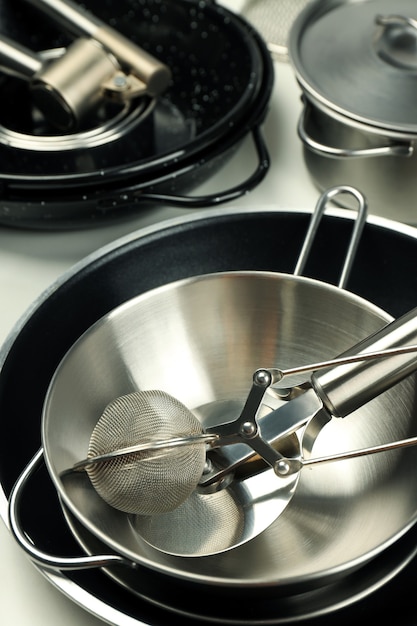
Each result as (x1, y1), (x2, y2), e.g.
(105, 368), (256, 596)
(197, 188), (417, 488)
(200, 317), (417, 489)
(0, 0), (171, 129)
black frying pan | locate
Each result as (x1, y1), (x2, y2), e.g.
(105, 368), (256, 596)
(1, 206), (417, 624)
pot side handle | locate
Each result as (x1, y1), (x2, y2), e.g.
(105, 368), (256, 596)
(8, 448), (137, 572)
(298, 105), (413, 158)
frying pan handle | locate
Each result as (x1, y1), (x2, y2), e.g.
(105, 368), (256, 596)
(137, 125), (270, 208)
(312, 306), (417, 417)
(8, 448), (137, 572)
(293, 185), (367, 289)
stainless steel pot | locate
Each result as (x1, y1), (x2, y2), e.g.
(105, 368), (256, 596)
(289, 0), (417, 223)
(11, 271), (417, 592)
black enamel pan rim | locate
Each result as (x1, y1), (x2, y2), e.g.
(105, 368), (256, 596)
(0, 0), (273, 186)
(0, 0), (275, 226)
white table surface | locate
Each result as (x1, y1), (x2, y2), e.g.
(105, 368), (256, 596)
(0, 1), (322, 624)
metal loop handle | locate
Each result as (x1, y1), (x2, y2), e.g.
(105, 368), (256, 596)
(8, 448), (136, 572)
(298, 105), (413, 158)
(293, 185), (367, 289)
(135, 125), (270, 208)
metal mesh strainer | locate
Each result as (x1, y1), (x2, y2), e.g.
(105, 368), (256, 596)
(75, 383), (301, 557)
(241, 0), (311, 60)
(86, 390), (207, 515)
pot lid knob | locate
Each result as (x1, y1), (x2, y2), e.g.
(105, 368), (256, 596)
(374, 14), (417, 70)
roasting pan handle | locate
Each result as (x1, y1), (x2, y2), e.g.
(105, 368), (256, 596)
(8, 448), (137, 572)
(134, 125), (270, 208)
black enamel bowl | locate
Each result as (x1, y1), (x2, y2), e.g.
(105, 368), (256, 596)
(0, 0), (273, 228)
(2, 206), (417, 624)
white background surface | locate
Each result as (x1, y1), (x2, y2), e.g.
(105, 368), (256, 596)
(0, 1), (321, 624)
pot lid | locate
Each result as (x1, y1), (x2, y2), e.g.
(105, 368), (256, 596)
(289, 0), (417, 133)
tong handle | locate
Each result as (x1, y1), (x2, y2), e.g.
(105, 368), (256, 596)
(312, 306), (417, 417)
(0, 35), (43, 80)
(23, 0), (171, 95)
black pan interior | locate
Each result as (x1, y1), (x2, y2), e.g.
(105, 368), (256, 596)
(0, 0), (273, 226)
(1, 210), (417, 624)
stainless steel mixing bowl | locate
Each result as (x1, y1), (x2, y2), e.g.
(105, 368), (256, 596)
(37, 270), (417, 593)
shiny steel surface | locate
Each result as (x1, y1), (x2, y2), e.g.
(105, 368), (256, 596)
(292, 184), (367, 287)
(2, 7), (417, 616)
(0, 35), (43, 79)
(0, 0), (170, 130)
(26, 0), (101, 37)
(290, 1), (417, 223)
(297, 100), (417, 223)
(23, 0), (172, 96)
(32, 38), (120, 131)
(65, 380), (301, 557)
(289, 0), (417, 132)
(312, 306), (417, 417)
(40, 271), (417, 589)
(63, 496), (417, 623)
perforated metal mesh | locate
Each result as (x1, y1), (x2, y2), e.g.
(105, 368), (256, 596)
(86, 390), (206, 515)
(242, 0), (310, 60)
(133, 487), (245, 557)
